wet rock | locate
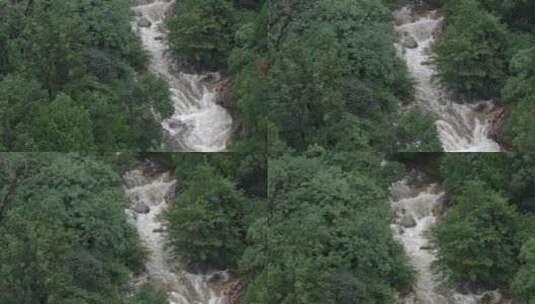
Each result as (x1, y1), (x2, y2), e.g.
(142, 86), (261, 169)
(207, 272), (227, 284)
(420, 244), (433, 250)
(138, 17), (152, 28)
(153, 227), (165, 233)
(400, 214), (417, 228)
(479, 290), (502, 304)
(401, 34), (418, 49)
(133, 202), (150, 214)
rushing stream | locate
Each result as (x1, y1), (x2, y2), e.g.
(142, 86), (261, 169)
(390, 173), (507, 304)
(394, 8), (501, 152)
(124, 168), (229, 304)
(131, 0), (233, 152)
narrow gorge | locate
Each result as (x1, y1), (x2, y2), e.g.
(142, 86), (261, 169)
(131, 0), (233, 152)
(394, 7), (502, 152)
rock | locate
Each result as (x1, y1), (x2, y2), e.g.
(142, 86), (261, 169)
(133, 202), (150, 214)
(400, 214), (417, 228)
(420, 244), (433, 250)
(401, 34), (418, 49)
(432, 193), (451, 217)
(487, 106), (508, 143)
(137, 17), (152, 28)
(153, 227), (165, 233)
(207, 272), (226, 284)
(479, 290), (502, 304)
(227, 280), (244, 304)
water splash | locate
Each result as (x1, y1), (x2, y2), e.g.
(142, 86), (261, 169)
(131, 0), (233, 152)
(394, 9), (501, 152)
(124, 169), (229, 304)
(390, 176), (507, 304)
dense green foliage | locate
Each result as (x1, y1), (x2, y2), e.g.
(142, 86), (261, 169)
(432, 153), (535, 297)
(265, 0), (440, 152)
(0, 0), (172, 151)
(0, 153), (147, 304)
(433, 0), (509, 99)
(433, 0), (535, 150)
(163, 153), (267, 270)
(165, 0), (439, 153)
(240, 151), (413, 304)
(433, 180), (520, 287)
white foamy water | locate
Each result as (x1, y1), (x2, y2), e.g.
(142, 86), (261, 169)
(131, 0), (233, 152)
(390, 176), (507, 304)
(394, 9), (501, 152)
(124, 169), (229, 304)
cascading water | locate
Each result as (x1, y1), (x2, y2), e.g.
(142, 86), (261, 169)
(123, 169), (229, 304)
(390, 174), (507, 304)
(394, 8), (501, 152)
(131, 0), (233, 152)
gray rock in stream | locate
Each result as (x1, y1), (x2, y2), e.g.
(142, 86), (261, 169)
(137, 17), (152, 28)
(401, 34), (418, 49)
(133, 202), (150, 214)
(400, 214), (417, 228)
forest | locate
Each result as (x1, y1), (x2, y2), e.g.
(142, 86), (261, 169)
(1, 0), (535, 303)
(2, 152), (533, 303)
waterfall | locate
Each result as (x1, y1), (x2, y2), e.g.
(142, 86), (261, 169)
(389, 174), (507, 304)
(131, 0), (233, 152)
(123, 168), (229, 304)
(394, 8), (501, 152)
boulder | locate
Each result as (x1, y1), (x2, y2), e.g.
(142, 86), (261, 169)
(138, 17), (152, 28)
(401, 35), (418, 49)
(133, 202), (150, 214)
(479, 290), (502, 304)
(400, 214), (417, 228)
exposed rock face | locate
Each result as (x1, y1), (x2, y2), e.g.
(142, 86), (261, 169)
(226, 280), (244, 304)
(133, 201), (150, 214)
(400, 214), (417, 228)
(138, 17), (152, 28)
(487, 106), (508, 144)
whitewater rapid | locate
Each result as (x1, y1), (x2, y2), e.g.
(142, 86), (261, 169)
(390, 174), (506, 304)
(131, 0), (233, 152)
(124, 169), (229, 304)
(394, 8), (501, 152)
